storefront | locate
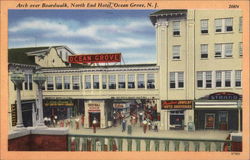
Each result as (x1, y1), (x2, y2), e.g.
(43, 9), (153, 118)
(43, 99), (74, 120)
(194, 92), (242, 131)
(113, 103), (130, 118)
(84, 100), (109, 129)
(161, 100), (194, 131)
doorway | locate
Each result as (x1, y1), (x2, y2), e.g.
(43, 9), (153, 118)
(205, 113), (215, 129)
(89, 112), (100, 127)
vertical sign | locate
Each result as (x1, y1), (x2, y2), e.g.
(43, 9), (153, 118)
(11, 104), (17, 126)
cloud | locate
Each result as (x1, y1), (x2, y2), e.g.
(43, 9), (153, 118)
(8, 14), (156, 64)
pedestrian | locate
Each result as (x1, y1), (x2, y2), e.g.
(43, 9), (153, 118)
(154, 122), (158, 132)
(132, 116), (136, 127)
(44, 117), (48, 126)
(142, 119), (148, 133)
(93, 117), (97, 133)
(70, 118), (73, 129)
(122, 119), (127, 132)
(81, 114), (85, 127)
(127, 121), (132, 135)
(75, 118), (79, 130)
(54, 115), (58, 126)
(113, 113), (117, 127)
(47, 117), (51, 127)
(148, 121), (152, 130)
(66, 120), (70, 128)
(60, 120), (64, 127)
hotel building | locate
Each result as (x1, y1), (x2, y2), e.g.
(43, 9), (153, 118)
(8, 9), (242, 131)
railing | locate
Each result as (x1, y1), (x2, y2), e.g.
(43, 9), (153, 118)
(68, 134), (232, 152)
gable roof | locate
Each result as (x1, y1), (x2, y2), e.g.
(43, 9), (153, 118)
(8, 47), (50, 65)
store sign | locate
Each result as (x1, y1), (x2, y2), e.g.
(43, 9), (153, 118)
(88, 103), (101, 112)
(113, 103), (126, 108)
(161, 100), (193, 109)
(68, 53), (121, 64)
(209, 92), (240, 100)
(11, 104), (17, 126)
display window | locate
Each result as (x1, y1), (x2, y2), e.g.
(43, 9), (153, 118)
(205, 113), (215, 129)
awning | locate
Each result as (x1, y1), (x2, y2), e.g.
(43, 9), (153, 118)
(195, 101), (239, 109)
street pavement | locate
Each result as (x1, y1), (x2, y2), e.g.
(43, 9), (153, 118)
(62, 121), (231, 140)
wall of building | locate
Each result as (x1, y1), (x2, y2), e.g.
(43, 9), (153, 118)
(35, 48), (66, 68)
(194, 10), (242, 99)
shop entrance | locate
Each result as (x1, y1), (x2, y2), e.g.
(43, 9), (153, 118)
(205, 113), (215, 129)
(89, 112), (100, 127)
(169, 110), (184, 130)
(218, 111), (228, 130)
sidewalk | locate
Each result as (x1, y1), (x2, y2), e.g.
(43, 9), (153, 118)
(68, 124), (231, 140)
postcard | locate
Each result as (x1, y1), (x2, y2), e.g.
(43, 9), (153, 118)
(0, 0), (249, 160)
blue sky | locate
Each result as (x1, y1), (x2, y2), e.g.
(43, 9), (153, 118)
(8, 10), (157, 64)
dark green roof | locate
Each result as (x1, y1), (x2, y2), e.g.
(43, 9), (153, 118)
(8, 47), (49, 65)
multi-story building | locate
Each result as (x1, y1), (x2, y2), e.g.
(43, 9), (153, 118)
(8, 9), (242, 132)
(150, 9), (242, 131)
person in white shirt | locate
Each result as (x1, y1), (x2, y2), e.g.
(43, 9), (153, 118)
(142, 119), (148, 133)
(93, 118), (98, 133)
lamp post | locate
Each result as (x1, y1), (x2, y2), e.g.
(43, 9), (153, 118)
(33, 71), (47, 128)
(11, 68), (25, 130)
(237, 100), (242, 132)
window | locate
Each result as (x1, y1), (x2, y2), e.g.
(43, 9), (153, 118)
(201, 19), (208, 34)
(239, 17), (242, 32)
(216, 71), (222, 87)
(205, 72), (212, 88)
(225, 43), (233, 57)
(93, 75), (99, 89)
(235, 70), (242, 87)
(109, 75), (116, 89)
(225, 71), (231, 87)
(128, 74), (135, 89)
(239, 42), (243, 57)
(170, 72), (175, 88)
(55, 76), (62, 90)
(225, 18), (233, 32)
(147, 74), (155, 89)
(215, 43), (233, 58)
(215, 44), (222, 57)
(24, 74), (32, 90)
(173, 21), (180, 36)
(196, 71), (212, 88)
(118, 75), (125, 89)
(201, 44), (208, 59)
(137, 74), (145, 88)
(169, 72), (184, 89)
(72, 76), (80, 90)
(85, 75), (91, 89)
(64, 76), (70, 89)
(173, 45), (181, 59)
(215, 19), (222, 32)
(102, 75), (107, 89)
(215, 18), (233, 33)
(47, 77), (54, 90)
(197, 72), (203, 88)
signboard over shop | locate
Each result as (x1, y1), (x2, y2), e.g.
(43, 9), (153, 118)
(208, 92), (241, 100)
(113, 103), (126, 108)
(162, 100), (193, 109)
(88, 103), (101, 112)
(68, 53), (121, 64)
